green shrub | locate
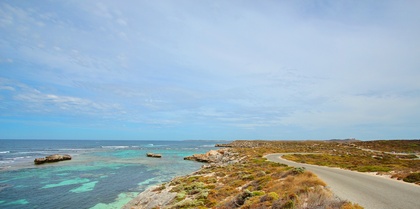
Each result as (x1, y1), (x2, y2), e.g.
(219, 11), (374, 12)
(268, 192), (279, 201)
(261, 192), (279, 202)
(242, 174), (255, 181)
(176, 191), (186, 201)
(251, 190), (265, 196)
(357, 166), (391, 172)
(152, 184), (166, 192)
(174, 199), (204, 208)
(283, 200), (295, 209)
(403, 172), (420, 183)
(292, 167), (306, 175)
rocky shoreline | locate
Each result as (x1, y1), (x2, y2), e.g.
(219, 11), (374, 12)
(124, 148), (239, 209)
(123, 145), (358, 209)
(122, 140), (419, 208)
(183, 148), (239, 164)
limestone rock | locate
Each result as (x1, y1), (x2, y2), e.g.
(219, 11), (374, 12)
(122, 183), (176, 209)
(34, 154), (72, 165)
(146, 153), (162, 158)
(184, 148), (237, 165)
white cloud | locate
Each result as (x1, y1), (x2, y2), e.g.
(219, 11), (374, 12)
(0, 86), (15, 91)
(281, 94), (420, 129)
(116, 18), (127, 26)
(0, 78), (121, 117)
(0, 57), (13, 63)
(1, 1), (419, 139)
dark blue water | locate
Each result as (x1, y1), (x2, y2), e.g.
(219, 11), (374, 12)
(0, 140), (227, 208)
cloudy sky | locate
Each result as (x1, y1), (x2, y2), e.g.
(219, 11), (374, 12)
(1, 0), (419, 140)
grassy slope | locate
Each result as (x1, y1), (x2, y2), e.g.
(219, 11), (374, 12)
(157, 147), (362, 209)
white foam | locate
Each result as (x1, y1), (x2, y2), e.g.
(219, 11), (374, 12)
(101, 146), (130, 149)
(200, 144), (215, 147)
(58, 148), (93, 151)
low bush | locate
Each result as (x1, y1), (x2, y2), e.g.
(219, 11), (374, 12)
(163, 145), (366, 208)
(403, 172), (420, 184)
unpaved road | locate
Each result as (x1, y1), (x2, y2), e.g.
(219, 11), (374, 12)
(265, 154), (420, 209)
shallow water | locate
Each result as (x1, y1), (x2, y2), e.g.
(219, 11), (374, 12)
(0, 140), (226, 209)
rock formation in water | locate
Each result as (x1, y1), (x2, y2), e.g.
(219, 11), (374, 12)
(146, 153), (162, 158)
(34, 154), (72, 165)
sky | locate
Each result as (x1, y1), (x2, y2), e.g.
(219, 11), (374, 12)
(0, 0), (419, 140)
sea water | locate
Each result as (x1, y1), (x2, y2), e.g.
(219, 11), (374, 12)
(0, 140), (226, 209)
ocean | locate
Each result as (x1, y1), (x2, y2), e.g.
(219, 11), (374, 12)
(0, 140), (226, 209)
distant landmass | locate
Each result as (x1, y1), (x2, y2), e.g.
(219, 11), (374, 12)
(326, 138), (360, 142)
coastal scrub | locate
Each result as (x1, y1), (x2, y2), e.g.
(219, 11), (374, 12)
(125, 147), (362, 208)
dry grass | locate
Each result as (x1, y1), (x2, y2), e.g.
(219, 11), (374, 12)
(164, 147), (362, 208)
(354, 140), (420, 153)
(223, 140), (420, 184)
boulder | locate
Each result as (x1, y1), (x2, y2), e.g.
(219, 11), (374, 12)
(184, 149), (234, 164)
(34, 158), (46, 164)
(147, 153), (162, 158)
(34, 154), (72, 165)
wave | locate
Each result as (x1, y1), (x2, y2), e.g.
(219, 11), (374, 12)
(181, 148), (199, 150)
(10, 151), (54, 156)
(200, 144), (215, 148)
(101, 146), (130, 149)
(4, 156), (33, 160)
(145, 144), (167, 147)
(0, 151), (10, 154)
(56, 148), (96, 151)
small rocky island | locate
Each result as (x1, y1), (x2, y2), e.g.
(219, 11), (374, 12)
(146, 153), (162, 158)
(34, 154), (72, 165)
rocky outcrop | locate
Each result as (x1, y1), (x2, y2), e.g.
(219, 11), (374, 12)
(215, 143), (233, 147)
(34, 154), (72, 165)
(125, 148), (242, 209)
(123, 182), (176, 209)
(146, 153), (162, 158)
(184, 148), (238, 165)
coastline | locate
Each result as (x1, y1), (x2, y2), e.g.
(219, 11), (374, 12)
(123, 147), (360, 209)
(124, 139), (419, 208)
(123, 148), (236, 209)
(0, 140), (218, 209)
(122, 183), (177, 209)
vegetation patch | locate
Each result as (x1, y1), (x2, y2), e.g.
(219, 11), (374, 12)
(280, 140), (419, 182)
(129, 140), (419, 208)
(403, 172), (420, 184)
(155, 146), (363, 208)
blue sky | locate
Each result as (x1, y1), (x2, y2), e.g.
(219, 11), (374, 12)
(1, 0), (419, 140)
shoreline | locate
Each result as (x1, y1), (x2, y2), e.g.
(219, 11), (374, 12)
(124, 139), (419, 208)
(123, 148), (233, 209)
(0, 140), (220, 209)
(124, 148), (361, 209)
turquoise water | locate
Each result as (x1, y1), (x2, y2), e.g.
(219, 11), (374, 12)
(0, 140), (225, 209)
